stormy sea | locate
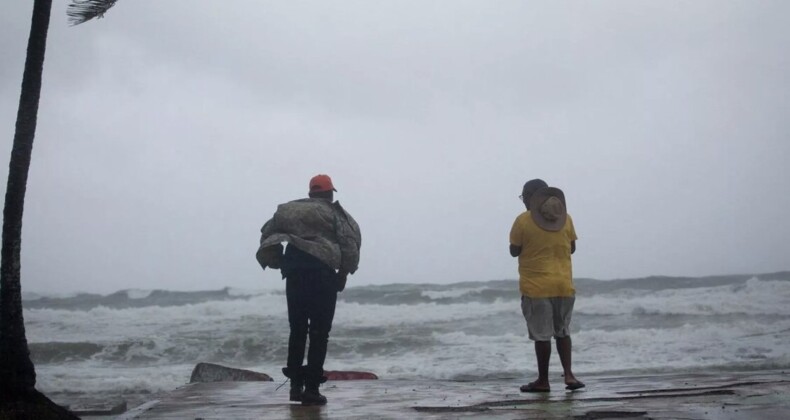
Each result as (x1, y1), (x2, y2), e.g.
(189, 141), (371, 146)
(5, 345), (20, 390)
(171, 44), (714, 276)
(22, 271), (790, 410)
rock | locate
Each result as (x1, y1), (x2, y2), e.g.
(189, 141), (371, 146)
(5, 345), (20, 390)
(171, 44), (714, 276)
(189, 363), (273, 383)
(325, 371), (379, 380)
(70, 400), (127, 416)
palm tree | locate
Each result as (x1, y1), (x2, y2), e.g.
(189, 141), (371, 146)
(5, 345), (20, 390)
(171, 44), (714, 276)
(0, 0), (117, 417)
(67, 0), (121, 25)
(0, 0), (79, 415)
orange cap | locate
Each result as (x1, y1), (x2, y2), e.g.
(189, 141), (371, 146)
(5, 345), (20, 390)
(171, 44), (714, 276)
(309, 174), (337, 193)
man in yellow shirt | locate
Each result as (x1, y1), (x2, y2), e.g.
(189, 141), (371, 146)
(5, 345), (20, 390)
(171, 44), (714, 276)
(509, 179), (585, 392)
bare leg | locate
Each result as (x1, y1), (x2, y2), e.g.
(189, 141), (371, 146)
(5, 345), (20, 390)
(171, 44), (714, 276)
(556, 336), (583, 387)
(533, 340), (551, 388)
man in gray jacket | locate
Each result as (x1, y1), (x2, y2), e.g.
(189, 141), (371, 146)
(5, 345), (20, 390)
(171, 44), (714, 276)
(256, 174), (361, 406)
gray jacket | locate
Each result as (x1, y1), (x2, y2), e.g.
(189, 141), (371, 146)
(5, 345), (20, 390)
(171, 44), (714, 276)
(257, 198), (361, 274)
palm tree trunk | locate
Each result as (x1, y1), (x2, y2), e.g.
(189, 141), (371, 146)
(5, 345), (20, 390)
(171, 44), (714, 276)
(0, 0), (52, 396)
(0, 3), (84, 416)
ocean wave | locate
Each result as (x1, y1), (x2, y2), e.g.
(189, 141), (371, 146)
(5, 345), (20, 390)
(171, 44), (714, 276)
(36, 363), (195, 402)
(420, 286), (491, 300)
(334, 300), (517, 328)
(29, 342), (104, 363)
(24, 271), (790, 409)
(340, 285), (516, 306)
(21, 272), (790, 311)
(576, 278), (790, 316)
(226, 287), (273, 297)
(126, 289), (153, 300)
(23, 287), (278, 311)
(25, 293), (287, 344)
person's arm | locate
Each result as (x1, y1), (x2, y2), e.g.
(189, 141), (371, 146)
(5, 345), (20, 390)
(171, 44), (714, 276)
(333, 203), (361, 291)
(336, 270), (349, 292)
(510, 244), (522, 257)
(567, 215), (577, 255)
(509, 216), (523, 257)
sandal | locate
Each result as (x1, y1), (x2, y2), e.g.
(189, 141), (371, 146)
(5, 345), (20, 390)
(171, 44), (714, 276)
(520, 381), (550, 393)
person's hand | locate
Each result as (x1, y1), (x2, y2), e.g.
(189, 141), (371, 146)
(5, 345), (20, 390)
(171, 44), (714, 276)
(336, 271), (349, 292)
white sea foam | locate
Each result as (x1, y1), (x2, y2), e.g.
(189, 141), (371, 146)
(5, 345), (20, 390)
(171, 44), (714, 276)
(22, 290), (81, 300)
(22, 292), (44, 301)
(25, 275), (790, 407)
(577, 278), (790, 316)
(333, 300), (515, 328)
(125, 289), (153, 299)
(573, 317), (790, 374)
(226, 287), (270, 297)
(25, 291), (286, 343)
(36, 362), (194, 405)
(420, 287), (488, 300)
(325, 318), (790, 380)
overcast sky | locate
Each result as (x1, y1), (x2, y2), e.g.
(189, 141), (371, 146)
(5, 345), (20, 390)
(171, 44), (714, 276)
(2, 1), (788, 294)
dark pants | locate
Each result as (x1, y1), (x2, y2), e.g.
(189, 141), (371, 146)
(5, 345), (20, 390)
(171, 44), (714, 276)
(282, 246), (337, 387)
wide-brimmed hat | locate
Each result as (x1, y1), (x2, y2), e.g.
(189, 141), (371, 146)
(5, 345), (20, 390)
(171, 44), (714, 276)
(529, 187), (567, 232)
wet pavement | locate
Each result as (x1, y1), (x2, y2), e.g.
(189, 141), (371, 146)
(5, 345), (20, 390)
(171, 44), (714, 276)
(118, 369), (790, 419)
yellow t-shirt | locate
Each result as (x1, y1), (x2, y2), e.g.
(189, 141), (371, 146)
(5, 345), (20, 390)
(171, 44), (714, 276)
(509, 212), (577, 298)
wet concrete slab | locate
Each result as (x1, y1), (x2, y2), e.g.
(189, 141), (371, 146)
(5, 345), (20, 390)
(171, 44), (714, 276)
(119, 369), (790, 419)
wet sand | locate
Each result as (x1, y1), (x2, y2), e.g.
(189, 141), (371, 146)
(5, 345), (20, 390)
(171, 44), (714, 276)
(118, 369), (789, 419)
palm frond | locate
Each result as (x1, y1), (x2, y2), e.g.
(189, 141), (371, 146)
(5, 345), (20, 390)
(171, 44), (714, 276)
(67, 0), (119, 26)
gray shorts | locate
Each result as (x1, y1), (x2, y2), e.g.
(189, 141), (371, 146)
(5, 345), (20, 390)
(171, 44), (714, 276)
(521, 296), (575, 341)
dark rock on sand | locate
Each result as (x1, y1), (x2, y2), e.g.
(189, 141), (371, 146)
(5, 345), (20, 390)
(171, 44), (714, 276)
(189, 363), (272, 383)
(69, 400), (127, 416)
(325, 371), (378, 380)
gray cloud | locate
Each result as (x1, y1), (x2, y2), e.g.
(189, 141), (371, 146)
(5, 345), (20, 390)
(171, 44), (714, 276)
(2, 0), (788, 294)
